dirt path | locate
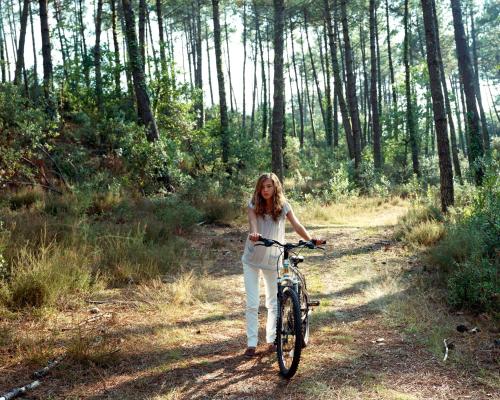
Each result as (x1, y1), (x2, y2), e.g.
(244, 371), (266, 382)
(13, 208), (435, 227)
(1, 202), (498, 399)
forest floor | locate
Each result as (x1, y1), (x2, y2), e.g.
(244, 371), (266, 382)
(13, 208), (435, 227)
(1, 198), (498, 399)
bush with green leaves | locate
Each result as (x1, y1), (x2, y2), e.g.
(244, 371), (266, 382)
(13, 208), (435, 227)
(0, 84), (57, 184)
(428, 163), (499, 312)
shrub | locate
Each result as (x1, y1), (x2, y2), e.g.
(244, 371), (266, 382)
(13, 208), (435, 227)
(5, 244), (99, 309)
(394, 202), (443, 242)
(8, 188), (44, 210)
(447, 258), (499, 312)
(405, 220), (446, 247)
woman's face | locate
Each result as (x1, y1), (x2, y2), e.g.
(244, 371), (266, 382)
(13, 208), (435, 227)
(260, 178), (275, 201)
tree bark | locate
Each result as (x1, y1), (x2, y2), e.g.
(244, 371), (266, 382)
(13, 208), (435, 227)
(369, 0), (382, 170)
(404, 0), (419, 176)
(77, 0), (90, 87)
(450, 0), (483, 185)
(432, 0), (461, 182)
(242, 0), (247, 132)
(94, 0), (104, 114)
(122, 0), (159, 142)
(341, 0), (362, 169)
(304, 11), (326, 136)
(289, 19), (305, 147)
(271, 0), (285, 182)
(323, 0), (354, 160)
(138, 0), (146, 72)
(14, 0), (29, 85)
(110, 0), (121, 95)
(385, 0), (397, 137)
(39, 0), (55, 116)
(224, 10), (235, 114)
(421, 0), (454, 211)
(255, 4), (267, 139)
(205, 20), (214, 107)
(300, 24), (316, 143)
(212, 0), (229, 164)
(155, 0), (166, 70)
(0, 2), (5, 83)
(194, 0), (204, 127)
(469, 9), (489, 151)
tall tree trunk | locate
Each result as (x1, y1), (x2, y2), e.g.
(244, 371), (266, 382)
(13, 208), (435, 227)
(250, 22), (258, 137)
(323, 0), (354, 160)
(110, 0), (121, 95)
(469, 9), (489, 151)
(285, 34), (297, 139)
(39, 0), (55, 116)
(369, 0), (382, 170)
(323, 24), (333, 147)
(300, 24), (316, 143)
(14, 0), (29, 85)
(94, 0), (104, 114)
(290, 19), (305, 147)
(432, 0), (461, 182)
(122, 0), (159, 142)
(194, 0), (204, 128)
(78, 0), (90, 87)
(54, 0), (69, 83)
(450, 75), (466, 155)
(360, 22), (369, 146)
(404, 0), (419, 176)
(385, 0), (397, 137)
(212, 0), (229, 164)
(138, 0), (146, 72)
(341, 0), (362, 169)
(155, 0), (166, 70)
(304, 11), (326, 135)
(224, 10), (235, 113)
(29, 1), (38, 98)
(205, 20), (214, 107)
(242, 0), (247, 132)
(450, 0), (483, 185)
(459, 75), (470, 155)
(0, 3), (5, 83)
(421, 0), (454, 211)
(255, 5), (267, 139)
(271, 0), (285, 181)
(375, 6), (382, 114)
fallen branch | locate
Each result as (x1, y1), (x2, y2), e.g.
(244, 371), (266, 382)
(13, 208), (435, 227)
(443, 339), (449, 362)
(32, 356), (64, 379)
(0, 356), (64, 400)
(0, 380), (41, 400)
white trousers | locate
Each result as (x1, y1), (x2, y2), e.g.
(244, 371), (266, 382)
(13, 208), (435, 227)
(243, 263), (278, 347)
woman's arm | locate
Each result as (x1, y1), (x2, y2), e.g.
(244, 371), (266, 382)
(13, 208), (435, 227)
(286, 209), (313, 241)
(248, 207), (260, 241)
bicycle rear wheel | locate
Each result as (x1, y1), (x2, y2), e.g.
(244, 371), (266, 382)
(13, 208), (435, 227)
(276, 287), (302, 378)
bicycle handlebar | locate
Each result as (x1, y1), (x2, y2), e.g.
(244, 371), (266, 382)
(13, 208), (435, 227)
(256, 235), (326, 250)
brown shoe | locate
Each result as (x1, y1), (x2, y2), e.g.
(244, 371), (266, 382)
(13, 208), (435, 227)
(244, 347), (256, 358)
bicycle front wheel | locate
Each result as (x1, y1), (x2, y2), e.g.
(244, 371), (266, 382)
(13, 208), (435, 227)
(276, 287), (302, 378)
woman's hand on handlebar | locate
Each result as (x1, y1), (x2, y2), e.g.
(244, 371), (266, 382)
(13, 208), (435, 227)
(311, 238), (326, 246)
(249, 232), (261, 242)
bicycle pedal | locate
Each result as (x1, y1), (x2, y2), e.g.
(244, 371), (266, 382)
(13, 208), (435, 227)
(307, 300), (320, 307)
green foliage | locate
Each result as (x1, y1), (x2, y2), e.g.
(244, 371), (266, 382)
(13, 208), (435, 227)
(399, 162), (500, 313)
(0, 85), (56, 183)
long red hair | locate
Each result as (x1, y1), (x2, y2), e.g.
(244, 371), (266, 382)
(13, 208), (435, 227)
(251, 173), (286, 221)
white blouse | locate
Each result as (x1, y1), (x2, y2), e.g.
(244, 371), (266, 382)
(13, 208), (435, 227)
(241, 201), (291, 270)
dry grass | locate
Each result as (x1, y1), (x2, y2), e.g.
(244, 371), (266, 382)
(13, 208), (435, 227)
(294, 196), (408, 228)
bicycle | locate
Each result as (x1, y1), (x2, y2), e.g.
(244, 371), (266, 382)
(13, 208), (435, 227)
(256, 236), (326, 378)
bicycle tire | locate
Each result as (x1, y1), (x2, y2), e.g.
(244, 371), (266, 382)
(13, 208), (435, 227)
(276, 287), (302, 378)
